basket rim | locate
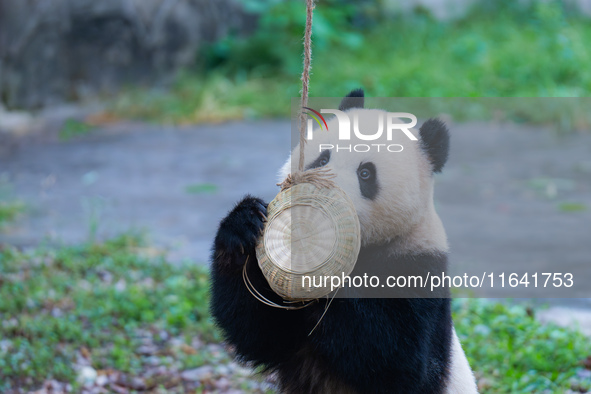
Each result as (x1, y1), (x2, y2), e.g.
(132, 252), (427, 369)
(255, 182), (361, 300)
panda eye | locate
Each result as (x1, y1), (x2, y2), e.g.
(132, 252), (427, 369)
(357, 162), (378, 200)
(307, 150), (331, 170)
(358, 168), (372, 180)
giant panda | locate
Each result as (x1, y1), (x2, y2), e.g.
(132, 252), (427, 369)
(210, 89), (478, 393)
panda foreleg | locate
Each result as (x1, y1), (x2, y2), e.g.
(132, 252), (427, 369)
(211, 195), (267, 271)
(209, 195), (308, 367)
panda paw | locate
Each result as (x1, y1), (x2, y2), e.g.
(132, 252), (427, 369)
(213, 195), (267, 268)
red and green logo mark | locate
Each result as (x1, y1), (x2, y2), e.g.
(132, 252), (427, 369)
(303, 107), (329, 132)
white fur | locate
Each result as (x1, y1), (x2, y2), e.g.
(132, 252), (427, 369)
(280, 108), (477, 392)
(281, 108), (447, 250)
(446, 329), (479, 393)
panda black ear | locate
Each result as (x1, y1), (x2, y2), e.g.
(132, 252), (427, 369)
(419, 118), (450, 173)
(339, 89), (364, 111)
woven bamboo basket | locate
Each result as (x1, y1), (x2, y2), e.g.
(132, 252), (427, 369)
(256, 182), (361, 300)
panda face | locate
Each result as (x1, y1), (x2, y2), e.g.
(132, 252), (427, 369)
(307, 149), (378, 200)
(280, 108), (429, 246)
(279, 93), (450, 251)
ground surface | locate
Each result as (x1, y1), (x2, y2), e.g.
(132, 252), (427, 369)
(1, 118), (591, 307)
(2, 116), (591, 393)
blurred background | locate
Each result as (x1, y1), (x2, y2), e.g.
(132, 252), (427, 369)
(1, 0), (591, 393)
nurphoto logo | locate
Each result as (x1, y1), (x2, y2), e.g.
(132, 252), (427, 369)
(303, 107), (418, 153)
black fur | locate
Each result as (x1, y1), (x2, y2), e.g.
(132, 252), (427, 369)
(210, 200), (453, 393)
(212, 195), (267, 269)
(211, 196), (311, 367)
(339, 89), (365, 111)
(419, 119), (450, 173)
(357, 161), (379, 200)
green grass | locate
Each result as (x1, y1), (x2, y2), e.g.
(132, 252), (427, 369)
(0, 200), (24, 228)
(0, 234), (218, 392)
(59, 119), (94, 141)
(454, 299), (591, 393)
(111, 2), (591, 127)
(185, 183), (219, 195)
(0, 177), (25, 229)
(558, 202), (587, 212)
(1, 235), (590, 392)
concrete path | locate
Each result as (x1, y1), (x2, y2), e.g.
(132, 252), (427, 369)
(1, 120), (290, 263)
(1, 119), (590, 308)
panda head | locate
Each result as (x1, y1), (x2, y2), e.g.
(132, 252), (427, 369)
(279, 89), (450, 253)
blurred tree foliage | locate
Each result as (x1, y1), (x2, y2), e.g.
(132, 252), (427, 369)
(113, 0), (591, 125)
(201, 0), (366, 76)
(199, 0), (587, 81)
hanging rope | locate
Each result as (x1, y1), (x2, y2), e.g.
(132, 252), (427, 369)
(299, 0), (315, 172)
(243, 0), (322, 311)
(245, 2), (352, 333)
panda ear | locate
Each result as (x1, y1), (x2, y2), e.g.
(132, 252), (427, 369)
(419, 118), (450, 173)
(339, 89), (364, 111)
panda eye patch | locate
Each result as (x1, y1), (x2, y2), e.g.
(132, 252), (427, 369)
(357, 162), (379, 200)
(306, 149), (331, 170)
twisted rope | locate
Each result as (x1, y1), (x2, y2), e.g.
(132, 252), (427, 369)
(278, 167), (335, 191)
(299, 0), (315, 172)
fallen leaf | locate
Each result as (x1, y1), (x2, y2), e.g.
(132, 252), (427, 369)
(85, 112), (121, 125)
(80, 346), (91, 360)
(181, 343), (197, 355)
